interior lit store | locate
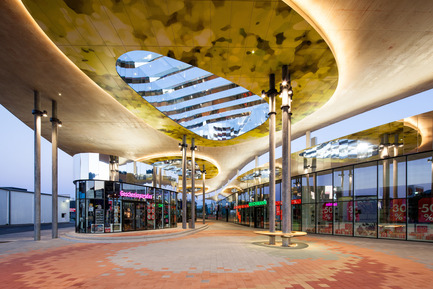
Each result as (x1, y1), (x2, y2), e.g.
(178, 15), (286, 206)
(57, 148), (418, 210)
(75, 180), (177, 233)
(216, 110), (433, 242)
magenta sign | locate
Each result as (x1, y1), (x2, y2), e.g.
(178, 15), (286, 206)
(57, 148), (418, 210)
(120, 190), (153, 200)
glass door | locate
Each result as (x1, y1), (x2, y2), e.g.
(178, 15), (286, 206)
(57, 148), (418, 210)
(135, 203), (147, 230)
(123, 202), (135, 231)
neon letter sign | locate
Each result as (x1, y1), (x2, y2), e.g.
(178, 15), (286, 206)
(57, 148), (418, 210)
(119, 190), (153, 200)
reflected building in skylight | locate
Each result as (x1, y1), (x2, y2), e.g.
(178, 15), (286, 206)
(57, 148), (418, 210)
(116, 51), (269, 141)
(300, 139), (378, 160)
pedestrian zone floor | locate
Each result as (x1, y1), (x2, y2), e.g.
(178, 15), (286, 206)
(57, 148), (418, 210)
(0, 221), (432, 288)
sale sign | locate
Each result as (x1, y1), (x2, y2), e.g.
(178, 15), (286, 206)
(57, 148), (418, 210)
(322, 203), (333, 221)
(390, 199), (406, 222)
(418, 197), (433, 223)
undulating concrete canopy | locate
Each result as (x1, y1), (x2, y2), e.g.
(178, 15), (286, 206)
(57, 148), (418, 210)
(1, 0), (433, 196)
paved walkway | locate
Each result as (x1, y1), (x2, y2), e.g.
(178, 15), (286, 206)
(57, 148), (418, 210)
(0, 221), (432, 288)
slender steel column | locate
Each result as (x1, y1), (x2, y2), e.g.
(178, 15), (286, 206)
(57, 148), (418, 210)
(158, 168), (162, 188)
(393, 155), (398, 198)
(32, 90), (43, 241)
(50, 100), (59, 239)
(181, 135), (188, 229)
(393, 134), (399, 198)
(264, 74), (277, 245)
(281, 65), (292, 247)
(202, 165), (206, 224)
(190, 138), (196, 229)
(152, 167), (157, 187)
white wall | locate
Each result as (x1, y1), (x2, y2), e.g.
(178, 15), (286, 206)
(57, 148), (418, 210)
(10, 191), (33, 224)
(0, 189), (8, 225)
(41, 194), (52, 223)
(1, 189), (70, 225)
(59, 196), (70, 223)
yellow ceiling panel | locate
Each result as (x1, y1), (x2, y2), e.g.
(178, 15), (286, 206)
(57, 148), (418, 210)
(22, 0), (338, 147)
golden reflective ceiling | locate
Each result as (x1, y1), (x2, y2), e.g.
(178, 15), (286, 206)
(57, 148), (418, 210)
(22, 0), (338, 146)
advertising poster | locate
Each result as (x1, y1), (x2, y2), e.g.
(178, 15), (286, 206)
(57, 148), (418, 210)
(418, 197), (433, 223)
(390, 199), (406, 222)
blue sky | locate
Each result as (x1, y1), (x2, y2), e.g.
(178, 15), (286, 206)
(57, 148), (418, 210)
(1, 89), (433, 199)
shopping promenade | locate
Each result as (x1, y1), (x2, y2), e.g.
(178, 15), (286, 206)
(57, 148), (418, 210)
(0, 221), (432, 289)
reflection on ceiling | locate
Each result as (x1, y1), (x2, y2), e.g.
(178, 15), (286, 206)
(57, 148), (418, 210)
(22, 0), (338, 146)
(139, 156), (219, 179)
(299, 139), (378, 159)
(116, 51), (268, 140)
(240, 167), (282, 182)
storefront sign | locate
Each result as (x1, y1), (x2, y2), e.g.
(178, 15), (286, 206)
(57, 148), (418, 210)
(235, 199), (300, 210)
(119, 190), (153, 200)
(325, 202), (337, 207)
(249, 200), (267, 207)
(234, 204), (249, 209)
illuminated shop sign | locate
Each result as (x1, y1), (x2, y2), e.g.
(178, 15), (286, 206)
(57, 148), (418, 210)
(235, 199), (302, 209)
(249, 200), (267, 207)
(119, 190), (153, 200)
(325, 202), (338, 207)
(276, 200), (302, 205)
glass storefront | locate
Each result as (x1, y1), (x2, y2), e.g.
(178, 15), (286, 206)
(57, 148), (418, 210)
(218, 150), (433, 242)
(75, 180), (177, 233)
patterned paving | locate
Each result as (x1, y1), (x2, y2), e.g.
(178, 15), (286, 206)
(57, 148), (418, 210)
(0, 221), (432, 288)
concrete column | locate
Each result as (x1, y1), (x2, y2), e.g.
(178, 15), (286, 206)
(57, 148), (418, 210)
(202, 165), (206, 224)
(152, 167), (157, 187)
(33, 90), (42, 241)
(306, 131), (311, 148)
(190, 138), (196, 229)
(281, 65), (292, 247)
(133, 161), (137, 176)
(109, 156), (119, 181)
(266, 74), (277, 245)
(51, 100), (59, 239)
(181, 135), (188, 229)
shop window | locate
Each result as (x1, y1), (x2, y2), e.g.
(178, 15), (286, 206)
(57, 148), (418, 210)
(354, 163), (377, 200)
(334, 201), (353, 236)
(379, 198), (406, 240)
(302, 174), (315, 203)
(354, 200), (377, 238)
(317, 170), (333, 202)
(378, 157), (406, 199)
(333, 167), (353, 201)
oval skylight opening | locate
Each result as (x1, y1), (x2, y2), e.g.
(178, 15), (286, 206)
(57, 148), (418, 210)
(116, 51), (269, 141)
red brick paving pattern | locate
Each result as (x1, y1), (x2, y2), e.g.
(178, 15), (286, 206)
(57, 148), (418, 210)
(0, 222), (432, 289)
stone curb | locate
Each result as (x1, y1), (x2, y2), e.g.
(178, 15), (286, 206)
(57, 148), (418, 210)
(61, 224), (209, 243)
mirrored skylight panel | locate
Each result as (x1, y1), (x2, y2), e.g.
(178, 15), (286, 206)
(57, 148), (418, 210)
(149, 68), (211, 91)
(136, 57), (190, 76)
(117, 50), (269, 140)
(158, 86), (248, 113)
(179, 105), (262, 127)
(135, 76), (230, 105)
(146, 77), (233, 104)
(168, 94), (264, 120)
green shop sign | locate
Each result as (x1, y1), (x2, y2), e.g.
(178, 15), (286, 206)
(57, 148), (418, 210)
(248, 200), (267, 207)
